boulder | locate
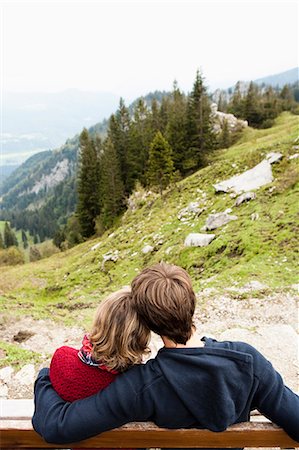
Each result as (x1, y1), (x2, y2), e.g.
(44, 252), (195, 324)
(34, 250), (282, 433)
(266, 152), (283, 164)
(178, 202), (204, 221)
(102, 250), (119, 263)
(184, 233), (215, 247)
(90, 242), (101, 251)
(203, 212), (238, 231)
(235, 192), (256, 206)
(0, 366), (14, 384)
(142, 245), (154, 254)
(14, 364), (35, 386)
(213, 160), (273, 194)
(210, 103), (248, 134)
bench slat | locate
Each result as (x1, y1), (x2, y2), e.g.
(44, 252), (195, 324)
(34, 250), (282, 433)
(1, 420), (298, 448)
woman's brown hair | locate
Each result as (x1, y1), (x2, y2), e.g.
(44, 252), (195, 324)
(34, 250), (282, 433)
(90, 287), (150, 372)
(131, 262), (196, 345)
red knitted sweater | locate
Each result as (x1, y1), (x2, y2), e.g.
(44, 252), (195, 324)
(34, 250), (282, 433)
(50, 346), (134, 450)
(50, 346), (117, 402)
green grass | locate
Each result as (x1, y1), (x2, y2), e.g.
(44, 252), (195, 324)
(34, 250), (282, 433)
(0, 340), (42, 369)
(0, 112), (298, 327)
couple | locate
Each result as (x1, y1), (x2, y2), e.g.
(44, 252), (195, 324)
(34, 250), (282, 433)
(32, 262), (299, 448)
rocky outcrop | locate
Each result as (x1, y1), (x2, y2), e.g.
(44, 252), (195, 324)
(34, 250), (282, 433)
(210, 103), (248, 134)
(30, 159), (70, 194)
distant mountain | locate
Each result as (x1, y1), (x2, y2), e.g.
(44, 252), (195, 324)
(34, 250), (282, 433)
(0, 90), (169, 239)
(2, 89), (120, 167)
(254, 67), (298, 88)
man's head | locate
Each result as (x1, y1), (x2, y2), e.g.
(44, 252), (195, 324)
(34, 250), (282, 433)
(131, 262), (196, 344)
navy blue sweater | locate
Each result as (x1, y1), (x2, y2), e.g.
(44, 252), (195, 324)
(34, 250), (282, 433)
(32, 339), (299, 446)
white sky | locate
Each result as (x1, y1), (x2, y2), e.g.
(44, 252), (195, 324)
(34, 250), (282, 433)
(1, 0), (298, 101)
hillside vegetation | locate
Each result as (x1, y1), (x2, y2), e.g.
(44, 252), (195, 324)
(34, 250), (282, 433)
(0, 113), (298, 333)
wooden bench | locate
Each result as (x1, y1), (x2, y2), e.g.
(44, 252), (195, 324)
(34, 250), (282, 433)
(1, 399), (298, 448)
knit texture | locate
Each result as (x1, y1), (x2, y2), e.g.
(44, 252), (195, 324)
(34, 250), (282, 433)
(50, 346), (133, 450)
(50, 346), (117, 402)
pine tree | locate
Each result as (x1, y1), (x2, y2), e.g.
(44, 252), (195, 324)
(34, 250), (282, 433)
(76, 128), (101, 239)
(128, 98), (152, 186)
(229, 81), (244, 118)
(108, 99), (132, 194)
(219, 119), (231, 148)
(100, 137), (124, 229)
(0, 232), (3, 249)
(244, 82), (263, 127)
(4, 222), (18, 248)
(280, 84), (295, 111)
(185, 70), (214, 171)
(146, 131), (174, 194)
(21, 230), (28, 249)
(166, 80), (188, 174)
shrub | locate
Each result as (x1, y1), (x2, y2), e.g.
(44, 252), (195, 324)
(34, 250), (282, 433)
(0, 247), (25, 266)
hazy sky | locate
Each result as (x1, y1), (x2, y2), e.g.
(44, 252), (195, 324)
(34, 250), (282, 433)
(1, 0), (298, 101)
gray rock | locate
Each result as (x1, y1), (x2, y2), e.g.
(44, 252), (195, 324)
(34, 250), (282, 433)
(14, 364), (35, 386)
(266, 152), (283, 164)
(203, 212), (238, 230)
(289, 153), (299, 160)
(178, 202), (204, 221)
(251, 213), (259, 221)
(210, 103), (248, 134)
(0, 383), (8, 398)
(213, 160), (273, 194)
(90, 242), (101, 251)
(184, 233), (215, 247)
(235, 192), (256, 206)
(142, 245), (154, 254)
(102, 250), (119, 269)
(0, 366), (14, 384)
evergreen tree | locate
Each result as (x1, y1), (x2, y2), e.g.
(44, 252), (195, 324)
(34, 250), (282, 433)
(229, 81), (244, 118)
(280, 84), (295, 111)
(244, 82), (263, 127)
(166, 80), (188, 174)
(100, 137), (124, 229)
(76, 128), (101, 239)
(217, 91), (228, 112)
(219, 119), (231, 148)
(21, 230), (28, 249)
(0, 232), (3, 249)
(185, 70), (214, 171)
(108, 99), (132, 194)
(53, 228), (66, 250)
(128, 98), (152, 186)
(146, 131), (174, 194)
(4, 222), (18, 248)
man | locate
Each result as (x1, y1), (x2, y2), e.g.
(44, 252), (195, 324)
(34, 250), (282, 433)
(32, 262), (299, 446)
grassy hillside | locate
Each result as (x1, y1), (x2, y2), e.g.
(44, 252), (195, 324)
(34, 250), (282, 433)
(0, 113), (298, 331)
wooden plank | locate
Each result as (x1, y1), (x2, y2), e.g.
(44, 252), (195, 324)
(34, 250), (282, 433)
(1, 420), (298, 448)
(0, 399), (34, 419)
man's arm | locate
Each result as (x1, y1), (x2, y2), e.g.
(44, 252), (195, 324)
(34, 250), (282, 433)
(32, 368), (147, 444)
(244, 345), (299, 443)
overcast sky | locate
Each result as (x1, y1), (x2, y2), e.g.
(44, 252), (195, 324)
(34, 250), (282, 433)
(1, 0), (298, 101)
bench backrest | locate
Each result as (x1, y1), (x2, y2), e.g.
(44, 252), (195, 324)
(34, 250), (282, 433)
(1, 399), (298, 448)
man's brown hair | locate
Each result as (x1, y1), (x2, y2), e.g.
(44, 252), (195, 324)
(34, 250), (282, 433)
(131, 262), (196, 344)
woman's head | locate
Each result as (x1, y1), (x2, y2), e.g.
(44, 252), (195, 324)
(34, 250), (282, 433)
(90, 287), (150, 372)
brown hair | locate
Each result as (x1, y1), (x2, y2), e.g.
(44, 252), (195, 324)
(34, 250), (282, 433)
(89, 287), (150, 372)
(131, 262), (196, 344)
